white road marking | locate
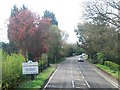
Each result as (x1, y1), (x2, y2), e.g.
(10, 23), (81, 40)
(76, 87), (81, 88)
(86, 60), (118, 88)
(71, 70), (72, 73)
(79, 70), (81, 73)
(77, 65), (82, 74)
(77, 64), (91, 88)
(92, 68), (118, 88)
(82, 75), (85, 78)
(75, 79), (81, 81)
(44, 60), (66, 89)
(71, 74), (73, 79)
(43, 65), (60, 89)
(72, 80), (75, 88)
(85, 80), (90, 88)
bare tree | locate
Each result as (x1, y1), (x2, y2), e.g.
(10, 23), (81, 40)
(83, 0), (120, 29)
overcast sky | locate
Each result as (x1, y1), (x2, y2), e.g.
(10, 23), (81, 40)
(0, 0), (85, 43)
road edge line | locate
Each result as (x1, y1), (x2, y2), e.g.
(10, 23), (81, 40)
(43, 66), (60, 89)
(92, 68), (118, 88)
(86, 60), (118, 88)
(43, 60), (65, 89)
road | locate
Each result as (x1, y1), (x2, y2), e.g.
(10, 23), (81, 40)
(44, 56), (119, 89)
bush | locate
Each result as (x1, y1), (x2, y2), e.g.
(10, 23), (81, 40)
(2, 52), (25, 89)
(38, 54), (48, 72)
(97, 53), (106, 64)
(96, 64), (120, 80)
(104, 61), (119, 71)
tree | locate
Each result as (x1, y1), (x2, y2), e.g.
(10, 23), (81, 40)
(8, 9), (51, 61)
(75, 22), (118, 63)
(6, 5), (28, 55)
(11, 5), (19, 17)
(47, 25), (61, 63)
(11, 4), (27, 17)
(43, 10), (58, 25)
(1, 42), (18, 55)
(72, 43), (85, 55)
(67, 47), (74, 56)
(80, 0), (119, 63)
(83, 0), (120, 29)
(60, 30), (69, 42)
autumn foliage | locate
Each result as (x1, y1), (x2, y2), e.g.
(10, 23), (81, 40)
(8, 9), (51, 61)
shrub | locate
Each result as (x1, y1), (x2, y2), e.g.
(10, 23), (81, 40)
(38, 54), (48, 72)
(104, 61), (119, 71)
(97, 53), (106, 64)
(2, 52), (25, 89)
(38, 54), (48, 66)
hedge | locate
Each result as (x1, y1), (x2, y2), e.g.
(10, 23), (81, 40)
(2, 51), (49, 89)
(2, 52), (25, 89)
(104, 61), (120, 71)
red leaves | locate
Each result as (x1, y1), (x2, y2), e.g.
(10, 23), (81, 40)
(8, 9), (51, 61)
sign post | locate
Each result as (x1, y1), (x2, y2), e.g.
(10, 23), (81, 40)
(22, 61), (38, 80)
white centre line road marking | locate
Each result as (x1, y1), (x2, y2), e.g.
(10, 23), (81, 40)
(71, 74), (73, 79)
(75, 79), (81, 81)
(72, 80), (75, 88)
(81, 74), (90, 88)
(71, 70), (72, 73)
(77, 64), (91, 88)
(82, 75), (85, 79)
(79, 71), (81, 73)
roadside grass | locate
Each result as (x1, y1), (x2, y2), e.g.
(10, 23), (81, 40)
(96, 64), (120, 80)
(18, 66), (55, 89)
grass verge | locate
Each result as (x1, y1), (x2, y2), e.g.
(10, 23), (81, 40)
(18, 66), (55, 89)
(96, 64), (120, 80)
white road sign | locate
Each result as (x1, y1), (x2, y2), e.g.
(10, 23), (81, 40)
(22, 61), (38, 74)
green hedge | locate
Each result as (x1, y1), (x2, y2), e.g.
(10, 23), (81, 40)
(1, 50), (52, 89)
(104, 61), (119, 71)
(96, 64), (120, 80)
(2, 52), (25, 89)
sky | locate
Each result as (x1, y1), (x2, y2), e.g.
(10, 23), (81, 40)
(0, 0), (85, 43)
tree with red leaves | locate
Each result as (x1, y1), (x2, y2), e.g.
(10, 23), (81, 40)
(8, 9), (51, 61)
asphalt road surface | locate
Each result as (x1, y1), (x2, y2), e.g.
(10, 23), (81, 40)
(44, 56), (119, 89)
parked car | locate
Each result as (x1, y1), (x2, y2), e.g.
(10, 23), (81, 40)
(78, 55), (84, 62)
